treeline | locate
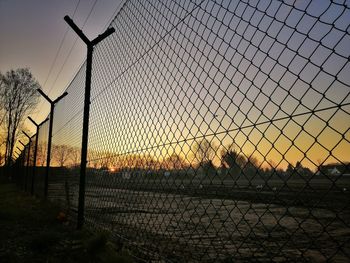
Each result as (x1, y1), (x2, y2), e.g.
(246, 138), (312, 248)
(42, 139), (317, 178)
(0, 68), (40, 166)
(34, 143), (80, 167)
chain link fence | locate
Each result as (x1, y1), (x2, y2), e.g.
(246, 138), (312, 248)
(13, 140), (28, 188)
(45, 62), (86, 219)
(13, 0), (350, 262)
(32, 118), (50, 197)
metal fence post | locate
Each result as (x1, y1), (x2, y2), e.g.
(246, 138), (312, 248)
(15, 147), (22, 159)
(22, 131), (33, 192)
(14, 147), (22, 176)
(28, 117), (49, 195)
(18, 140), (26, 183)
(64, 15), (115, 229)
(37, 89), (68, 198)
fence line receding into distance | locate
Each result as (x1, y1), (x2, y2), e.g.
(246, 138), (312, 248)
(12, 0), (350, 262)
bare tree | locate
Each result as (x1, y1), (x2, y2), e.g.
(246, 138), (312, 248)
(0, 140), (5, 166)
(68, 146), (80, 167)
(193, 139), (217, 166)
(0, 68), (40, 165)
(0, 74), (7, 162)
(36, 143), (47, 166)
(221, 143), (246, 175)
(244, 154), (260, 176)
(162, 154), (188, 170)
(192, 139), (218, 176)
(52, 144), (70, 167)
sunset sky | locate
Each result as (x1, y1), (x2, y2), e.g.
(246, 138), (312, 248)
(0, 0), (123, 122)
(85, 0), (350, 170)
(1, 0), (349, 171)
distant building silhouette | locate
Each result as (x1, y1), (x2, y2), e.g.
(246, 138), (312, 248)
(317, 162), (350, 176)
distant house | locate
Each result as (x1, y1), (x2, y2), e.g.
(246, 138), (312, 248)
(122, 171), (131, 180)
(328, 167), (341, 175)
(317, 163), (350, 176)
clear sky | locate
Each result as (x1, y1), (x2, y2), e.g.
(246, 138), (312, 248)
(0, 0), (123, 123)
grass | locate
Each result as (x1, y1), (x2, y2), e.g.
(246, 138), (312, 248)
(0, 181), (133, 263)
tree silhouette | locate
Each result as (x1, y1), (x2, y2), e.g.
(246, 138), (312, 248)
(68, 146), (80, 167)
(35, 143), (47, 166)
(193, 139), (216, 165)
(244, 155), (260, 176)
(162, 154), (188, 170)
(221, 143), (246, 176)
(0, 68), (40, 164)
(193, 139), (218, 176)
(52, 144), (70, 167)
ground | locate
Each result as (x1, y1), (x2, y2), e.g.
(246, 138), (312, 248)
(0, 181), (133, 263)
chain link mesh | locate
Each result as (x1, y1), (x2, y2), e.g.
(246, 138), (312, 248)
(46, 62), (86, 220)
(14, 141), (29, 189)
(26, 135), (36, 192)
(12, 0), (350, 261)
(83, 0), (350, 261)
(33, 119), (50, 197)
